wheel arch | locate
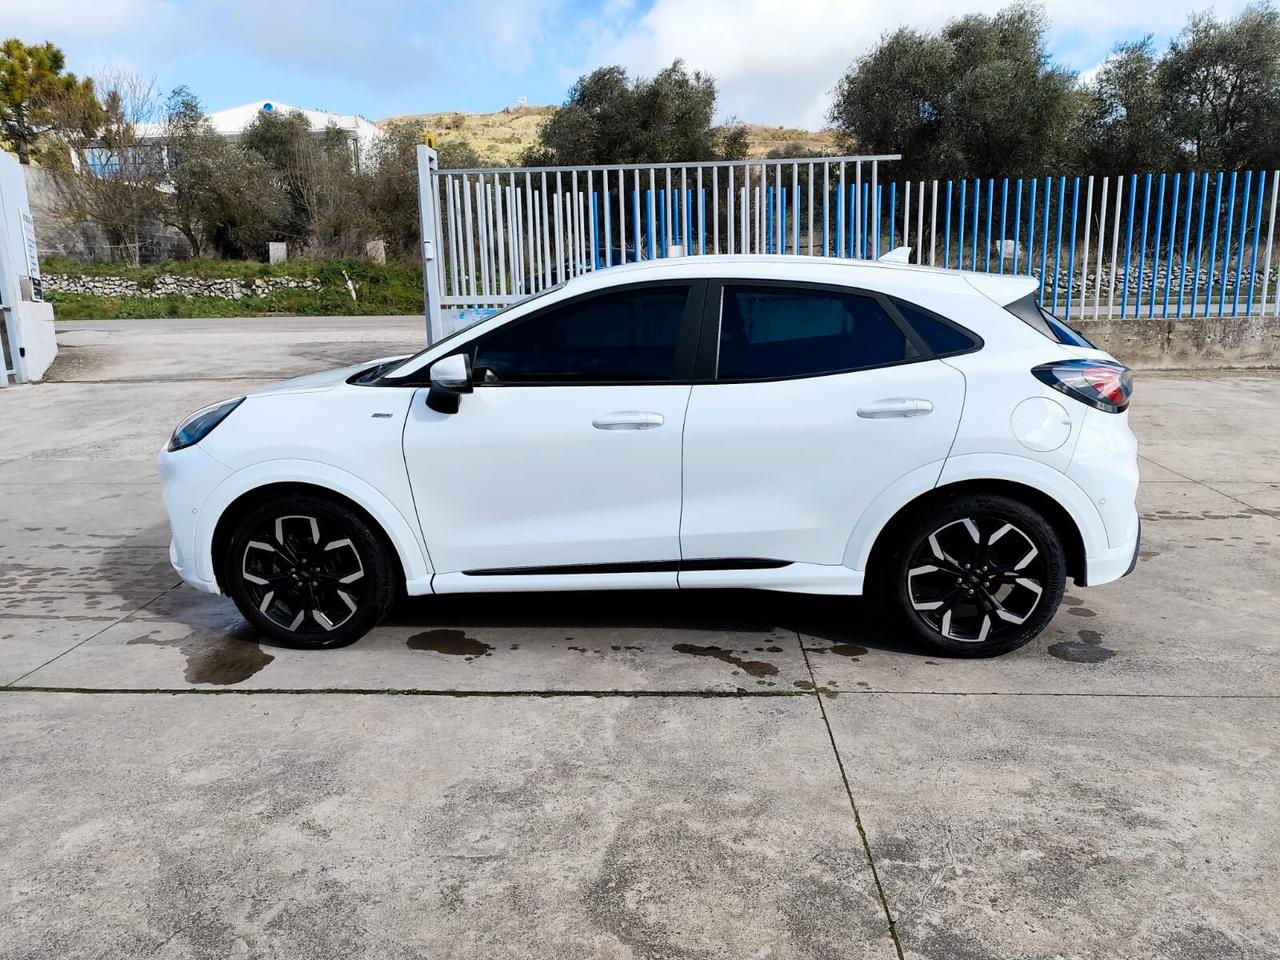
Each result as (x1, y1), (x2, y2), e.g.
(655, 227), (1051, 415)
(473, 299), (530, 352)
(863, 479), (1088, 588)
(196, 461), (432, 593)
(845, 454), (1107, 588)
(212, 482), (411, 591)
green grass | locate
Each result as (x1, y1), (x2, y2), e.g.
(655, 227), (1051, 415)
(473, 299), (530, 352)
(42, 257), (426, 319)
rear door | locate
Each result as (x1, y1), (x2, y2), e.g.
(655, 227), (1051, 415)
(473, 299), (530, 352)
(679, 280), (968, 568)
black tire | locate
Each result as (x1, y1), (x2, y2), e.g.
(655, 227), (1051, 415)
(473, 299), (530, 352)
(879, 493), (1067, 658)
(222, 493), (396, 649)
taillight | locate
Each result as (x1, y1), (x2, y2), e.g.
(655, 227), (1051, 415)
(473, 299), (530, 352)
(1031, 359), (1133, 413)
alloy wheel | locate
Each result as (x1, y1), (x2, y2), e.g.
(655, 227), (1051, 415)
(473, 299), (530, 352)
(905, 516), (1048, 644)
(240, 514), (367, 635)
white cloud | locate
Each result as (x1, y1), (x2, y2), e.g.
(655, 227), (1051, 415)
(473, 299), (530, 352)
(6, 0), (1251, 124)
(7, 0), (563, 97)
(578, 0), (1249, 128)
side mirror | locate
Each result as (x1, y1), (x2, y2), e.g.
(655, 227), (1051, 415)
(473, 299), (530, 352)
(426, 353), (473, 414)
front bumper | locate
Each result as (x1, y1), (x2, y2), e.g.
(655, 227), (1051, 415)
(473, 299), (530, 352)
(158, 443), (232, 594)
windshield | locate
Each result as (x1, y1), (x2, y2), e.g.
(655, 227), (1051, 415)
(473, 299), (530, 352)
(377, 283), (567, 382)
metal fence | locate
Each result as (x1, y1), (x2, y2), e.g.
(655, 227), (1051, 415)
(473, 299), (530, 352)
(416, 147), (1280, 339)
(424, 153), (900, 316)
(872, 171), (1280, 323)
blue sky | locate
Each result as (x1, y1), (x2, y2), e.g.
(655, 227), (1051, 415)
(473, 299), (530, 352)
(8, 0), (1250, 128)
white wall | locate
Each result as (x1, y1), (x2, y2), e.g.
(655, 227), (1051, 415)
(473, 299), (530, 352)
(0, 150), (57, 382)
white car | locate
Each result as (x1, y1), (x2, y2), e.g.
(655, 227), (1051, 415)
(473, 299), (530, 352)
(160, 255), (1139, 657)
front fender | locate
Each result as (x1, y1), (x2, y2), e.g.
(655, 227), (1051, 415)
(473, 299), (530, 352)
(195, 459), (434, 591)
(841, 453), (1109, 572)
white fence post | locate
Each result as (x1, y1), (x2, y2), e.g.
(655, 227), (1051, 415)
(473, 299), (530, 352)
(415, 143), (445, 344)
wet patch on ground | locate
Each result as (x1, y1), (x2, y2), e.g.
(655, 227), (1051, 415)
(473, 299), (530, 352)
(671, 642), (780, 677)
(407, 628), (493, 660)
(126, 626), (274, 685)
(1047, 629), (1117, 664)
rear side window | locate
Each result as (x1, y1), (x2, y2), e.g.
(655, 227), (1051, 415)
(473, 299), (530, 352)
(717, 285), (916, 380)
(1005, 293), (1094, 347)
(472, 284), (690, 384)
(890, 298), (980, 355)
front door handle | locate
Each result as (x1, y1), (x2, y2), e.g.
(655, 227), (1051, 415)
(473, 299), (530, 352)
(592, 411), (665, 430)
(857, 398), (934, 419)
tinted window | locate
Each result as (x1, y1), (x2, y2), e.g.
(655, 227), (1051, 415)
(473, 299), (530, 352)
(717, 285), (915, 379)
(472, 285), (690, 384)
(891, 298), (979, 355)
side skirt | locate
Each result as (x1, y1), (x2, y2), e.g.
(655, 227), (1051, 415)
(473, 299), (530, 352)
(428, 561), (863, 596)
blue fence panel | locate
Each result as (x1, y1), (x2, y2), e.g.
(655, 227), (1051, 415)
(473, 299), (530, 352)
(1065, 177), (1080, 320)
(1121, 175), (1137, 316)
(1247, 171), (1265, 314)
(1052, 177), (1066, 310)
(944, 181), (954, 268)
(1012, 178), (1023, 274)
(1039, 177), (1052, 301)
(1149, 173), (1165, 319)
(971, 178), (981, 271)
(1233, 171), (1252, 315)
(1167, 172), (1182, 320)
(1205, 172), (1224, 315)
(1026, 178), (1037, 277)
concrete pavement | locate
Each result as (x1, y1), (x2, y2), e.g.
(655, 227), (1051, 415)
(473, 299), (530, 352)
(1, 316), (1277, 959)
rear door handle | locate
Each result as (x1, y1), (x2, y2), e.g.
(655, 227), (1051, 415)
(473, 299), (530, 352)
(857, 398), (934, 419)
(592, 411), (665, 430)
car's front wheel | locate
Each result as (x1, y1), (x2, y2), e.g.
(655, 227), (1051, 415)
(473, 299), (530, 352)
(882, 494), (1067, 658)
(223, 493), (396, 648)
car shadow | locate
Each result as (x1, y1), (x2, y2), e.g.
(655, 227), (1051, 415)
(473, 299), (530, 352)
(387, 588), (928, 657)
(94, 528), (928, 659)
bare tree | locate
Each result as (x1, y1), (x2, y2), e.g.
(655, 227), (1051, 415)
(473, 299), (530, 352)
(45, 70), (168, 264)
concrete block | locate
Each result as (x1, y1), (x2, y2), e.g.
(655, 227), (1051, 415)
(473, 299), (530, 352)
(13, 299), (56, 380)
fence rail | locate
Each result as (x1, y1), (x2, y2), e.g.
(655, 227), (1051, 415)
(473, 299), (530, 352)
(877, 171), (1280, 322)
(431, 155), (900, 309)
(422, 150), (1280, 326)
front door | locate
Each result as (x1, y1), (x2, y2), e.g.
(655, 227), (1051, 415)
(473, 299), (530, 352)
(680, 280), (967, 568)
(403, 281), (703, 582)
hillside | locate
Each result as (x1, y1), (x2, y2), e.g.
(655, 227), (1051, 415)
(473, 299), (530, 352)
(379, 107), (841, 164)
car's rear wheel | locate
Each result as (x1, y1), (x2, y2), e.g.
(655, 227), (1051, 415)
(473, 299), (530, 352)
(882, 494), (1066, 657)
(223, 493), (395, 649)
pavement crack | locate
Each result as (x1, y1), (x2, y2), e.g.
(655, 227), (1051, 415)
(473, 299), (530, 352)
(0, 686), (815, 698)
(3, 582), (183, 689)
(797, 636), (906, 960)
(1139, 454), (1280, 520)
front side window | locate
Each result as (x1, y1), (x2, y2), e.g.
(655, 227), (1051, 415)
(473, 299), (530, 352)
(717, 285), (916, 380)
(471, 284), (690, 384)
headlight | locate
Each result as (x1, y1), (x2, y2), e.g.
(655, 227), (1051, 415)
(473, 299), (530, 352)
(168, 397), (245, 452)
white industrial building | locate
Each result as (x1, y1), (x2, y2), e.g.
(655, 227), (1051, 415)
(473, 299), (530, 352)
(125, 99), (384, 172)
(199, 100), (384, 157)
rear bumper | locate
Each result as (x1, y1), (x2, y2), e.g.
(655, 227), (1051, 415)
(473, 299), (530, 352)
(1082, 519), (1140, 587)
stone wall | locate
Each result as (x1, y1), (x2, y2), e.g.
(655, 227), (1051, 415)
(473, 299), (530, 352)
(43, 273), (323, 300)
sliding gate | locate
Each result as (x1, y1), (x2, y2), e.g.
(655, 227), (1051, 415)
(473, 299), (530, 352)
(415, 147), (901, 341)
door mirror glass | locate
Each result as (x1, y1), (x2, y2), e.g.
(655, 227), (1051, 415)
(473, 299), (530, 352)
(426, 353), (472, 414)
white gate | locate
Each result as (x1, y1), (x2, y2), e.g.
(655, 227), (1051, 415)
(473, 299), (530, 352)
(415, 146), (901, 342)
